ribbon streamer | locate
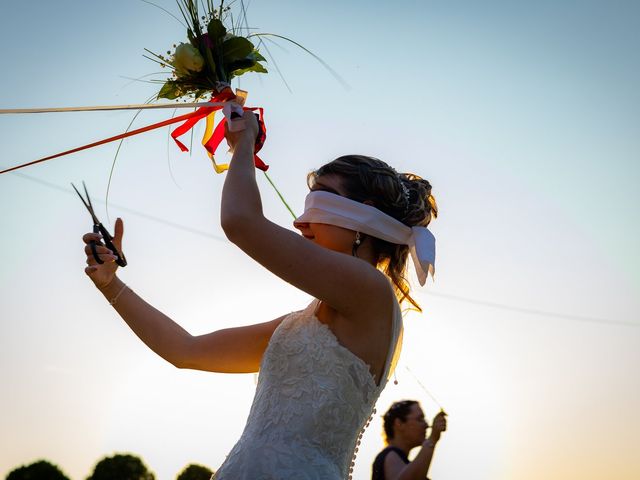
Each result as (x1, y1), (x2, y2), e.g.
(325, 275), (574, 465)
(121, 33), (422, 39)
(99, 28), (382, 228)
(202, 110), (228, 173)
(0, 102), (231, 115)
(0, 90), (268, 175)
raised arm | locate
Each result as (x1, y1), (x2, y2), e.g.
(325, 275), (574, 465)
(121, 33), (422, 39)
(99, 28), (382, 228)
(221, 111), (390, 317)
(83, 221), (283, 373)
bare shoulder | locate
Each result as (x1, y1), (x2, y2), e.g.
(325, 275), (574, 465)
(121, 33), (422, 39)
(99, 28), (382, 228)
(352, 265), (396, 318)
(319, 267), (396, 383)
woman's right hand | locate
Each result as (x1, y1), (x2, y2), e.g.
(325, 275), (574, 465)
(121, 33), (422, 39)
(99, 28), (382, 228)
(83, 217), (124, 290)
(429, 410), (448, 443)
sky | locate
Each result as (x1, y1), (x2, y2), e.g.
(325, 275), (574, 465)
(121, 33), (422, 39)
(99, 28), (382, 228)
(1, 0), (639, 479)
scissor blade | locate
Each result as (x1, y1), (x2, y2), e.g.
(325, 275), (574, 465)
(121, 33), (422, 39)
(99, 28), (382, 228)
(71, 182), (100, 224)
(71, 182), (90, 209)
(82, 181), (100, 222)
(82, 181), (92, 208)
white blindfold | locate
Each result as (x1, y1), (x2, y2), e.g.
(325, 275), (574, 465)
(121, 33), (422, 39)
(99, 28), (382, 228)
(295, 191), (435, 285)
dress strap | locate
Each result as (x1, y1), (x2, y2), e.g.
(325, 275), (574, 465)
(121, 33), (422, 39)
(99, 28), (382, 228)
(311, 298), (322, 317)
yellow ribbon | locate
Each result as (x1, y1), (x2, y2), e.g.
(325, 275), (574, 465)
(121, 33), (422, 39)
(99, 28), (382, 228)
(202, 110), (229, 173)
(202, 88), (249, 173)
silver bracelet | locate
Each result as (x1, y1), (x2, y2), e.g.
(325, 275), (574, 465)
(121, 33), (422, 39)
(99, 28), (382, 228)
(109, 283), (129, 306)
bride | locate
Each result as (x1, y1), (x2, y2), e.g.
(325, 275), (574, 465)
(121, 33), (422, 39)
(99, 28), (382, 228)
(82, 110), (437, 479)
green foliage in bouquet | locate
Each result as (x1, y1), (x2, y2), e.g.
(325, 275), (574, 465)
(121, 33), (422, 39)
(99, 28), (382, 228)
(145, 0), (268, 100)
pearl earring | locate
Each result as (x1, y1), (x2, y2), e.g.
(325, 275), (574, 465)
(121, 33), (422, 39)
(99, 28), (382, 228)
(352, 232), (362, 257)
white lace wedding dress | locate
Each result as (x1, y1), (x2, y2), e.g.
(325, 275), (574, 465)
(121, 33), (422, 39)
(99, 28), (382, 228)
(213, 295), (403, 480)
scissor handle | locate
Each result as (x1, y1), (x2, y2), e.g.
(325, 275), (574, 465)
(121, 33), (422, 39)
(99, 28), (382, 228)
(89, 225), (104, 265)
(90, 223), (127, 267)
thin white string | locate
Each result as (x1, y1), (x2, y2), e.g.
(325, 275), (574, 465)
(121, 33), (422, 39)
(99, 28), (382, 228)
(0, 102), (228, 115)
(404, 366), (445, 411)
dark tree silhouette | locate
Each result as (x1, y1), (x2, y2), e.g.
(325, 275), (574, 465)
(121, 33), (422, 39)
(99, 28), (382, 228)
(6, 459), (70, 480)
(176, 463), (214, 480)
(86, 453), (154, 480)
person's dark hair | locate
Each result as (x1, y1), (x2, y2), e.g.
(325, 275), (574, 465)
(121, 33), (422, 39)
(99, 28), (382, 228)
(383, 400), (419, 441)
(309, 155), (438, 311)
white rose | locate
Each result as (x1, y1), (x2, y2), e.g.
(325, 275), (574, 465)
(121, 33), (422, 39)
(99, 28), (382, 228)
(172, 43), (205, 76)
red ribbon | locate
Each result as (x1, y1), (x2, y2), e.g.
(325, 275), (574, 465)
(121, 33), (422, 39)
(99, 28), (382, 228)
(200, 106), (267, 171)
(0, 90), (268, 175)
(171, 89), (268, 171)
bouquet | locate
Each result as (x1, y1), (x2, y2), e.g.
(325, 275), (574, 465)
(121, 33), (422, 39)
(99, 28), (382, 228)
(144, 0), (268, 100)
(0, 0), (337, 219)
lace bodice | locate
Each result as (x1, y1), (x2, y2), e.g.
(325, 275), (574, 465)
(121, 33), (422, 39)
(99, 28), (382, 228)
(213, 297), (403, 480)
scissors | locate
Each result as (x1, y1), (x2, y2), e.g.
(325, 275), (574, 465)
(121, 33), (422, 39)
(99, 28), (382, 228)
(71, 181), (127, 267)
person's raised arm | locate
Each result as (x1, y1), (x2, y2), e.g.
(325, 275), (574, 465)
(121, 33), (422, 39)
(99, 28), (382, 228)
(384, 411), (447, 480)
(220, 110), (390, 318)
(83, 219), (283, 373)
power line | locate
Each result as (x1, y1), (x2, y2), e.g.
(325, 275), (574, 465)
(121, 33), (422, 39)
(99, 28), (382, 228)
(11, 172), (227, 243)
(420, 291), (638, 328)
(10, 171), (639, 328)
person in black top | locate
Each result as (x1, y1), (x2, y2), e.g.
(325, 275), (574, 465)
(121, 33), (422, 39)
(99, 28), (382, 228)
(372, 400), (447, 480)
